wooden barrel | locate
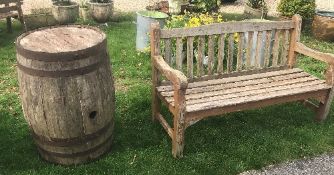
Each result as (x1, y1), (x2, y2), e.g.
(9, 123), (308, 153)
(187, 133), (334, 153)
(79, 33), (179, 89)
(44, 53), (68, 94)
(16, 25), (115, 165)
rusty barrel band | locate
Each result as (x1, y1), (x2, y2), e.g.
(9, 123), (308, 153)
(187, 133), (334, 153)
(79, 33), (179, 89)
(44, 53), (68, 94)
(16, 53), (108, 77)
(37, 132), (114, 158)
(15, 25), (107, 62)
(32, 120), (114, 147)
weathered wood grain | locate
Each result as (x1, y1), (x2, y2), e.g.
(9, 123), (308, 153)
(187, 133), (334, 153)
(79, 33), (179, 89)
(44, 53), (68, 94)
(151, 23), (162, 123)
(295, 42), (334, 65)
(272, 29), (281, 67)
(287, 15), (302, 68)
(237, 32), (244, 71)
(176, 37), (183, 71)
(281, 30), (290, 65)
(164, 38), (172, 65)
(208, 35), (215, 75)
(227, 33), (234, 73)
(160, 21), (294, 38)
(246, 31), (253, 69)
(197, 36), (205, 77)
(17, 26), (115, 165)
(217, 34), (225, 74)
(187, 37), (194, 78)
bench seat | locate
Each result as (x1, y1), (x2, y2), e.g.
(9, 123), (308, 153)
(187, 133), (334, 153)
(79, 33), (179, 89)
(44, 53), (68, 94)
(157, 68), (331, 114)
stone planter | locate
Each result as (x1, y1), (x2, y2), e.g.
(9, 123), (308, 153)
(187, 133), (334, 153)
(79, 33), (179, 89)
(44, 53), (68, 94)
(136, 11), (168, 51)
(312, 10), (334, 42)
(24, 13), (57, 30)
(52, 1), (79, 24)
(168, 0), (188, 14)
(88, 1), (113, 23)
(244, 4), (267, 19)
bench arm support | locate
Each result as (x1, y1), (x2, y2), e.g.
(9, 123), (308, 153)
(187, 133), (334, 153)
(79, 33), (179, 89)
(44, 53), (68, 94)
(295, 42), (334, 66)
(295, 42), (334, 85)
(153, 55), (188, 90)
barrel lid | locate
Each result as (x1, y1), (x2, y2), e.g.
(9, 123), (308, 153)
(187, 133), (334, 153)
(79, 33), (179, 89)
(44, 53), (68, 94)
(18, 25), (106, 53)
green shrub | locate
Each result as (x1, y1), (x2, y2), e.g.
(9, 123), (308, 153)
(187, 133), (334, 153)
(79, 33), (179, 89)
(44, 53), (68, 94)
(247, 0), (266, 9)
(277, 0), (316, 19)
(190, 0), (221, 12)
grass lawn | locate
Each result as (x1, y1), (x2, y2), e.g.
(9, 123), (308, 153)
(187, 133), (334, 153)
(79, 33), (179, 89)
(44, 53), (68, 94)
(1, 13), (334, 175)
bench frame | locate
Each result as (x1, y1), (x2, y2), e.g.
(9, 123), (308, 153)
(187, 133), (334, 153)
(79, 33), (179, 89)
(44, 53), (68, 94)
(0, 0), (26, 33)
(150, 15), (334, 158)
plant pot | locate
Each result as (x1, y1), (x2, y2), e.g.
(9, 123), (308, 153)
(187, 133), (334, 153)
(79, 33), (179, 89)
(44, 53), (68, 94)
(244, 4), (267, 19)
(136, 11), (169, 51)
(79, 7), (90, 21)
(52, 1), (79, 24)
(168, 0), (189, 14)
(88, 1), (113, 23)
(312, 10), (334, 42)
(24, 13), (57, 30)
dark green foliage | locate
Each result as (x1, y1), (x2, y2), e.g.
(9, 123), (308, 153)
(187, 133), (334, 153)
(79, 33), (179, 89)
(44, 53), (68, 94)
(190, 0), (221, 12)
(277, 0), (316, 19)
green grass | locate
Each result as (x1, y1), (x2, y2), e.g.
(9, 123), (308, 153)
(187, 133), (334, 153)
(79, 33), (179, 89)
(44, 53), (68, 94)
(1, 13), (334, 175)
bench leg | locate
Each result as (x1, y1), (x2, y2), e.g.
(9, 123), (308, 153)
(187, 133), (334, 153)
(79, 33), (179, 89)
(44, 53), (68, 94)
(315, 89), (334, 122)
(172, 112), (185, 158)
(152, 90), (161, 122)
(6, 17), (12, 33)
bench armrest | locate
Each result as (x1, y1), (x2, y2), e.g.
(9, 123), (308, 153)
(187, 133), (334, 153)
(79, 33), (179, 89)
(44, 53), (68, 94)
(295, 42), (334, 66)
(153, 55), (188, 90)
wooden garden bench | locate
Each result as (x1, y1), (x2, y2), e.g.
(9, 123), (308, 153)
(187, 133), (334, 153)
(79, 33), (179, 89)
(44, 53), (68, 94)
(150, 15), (334, 158)
(0, 0), (25, 33)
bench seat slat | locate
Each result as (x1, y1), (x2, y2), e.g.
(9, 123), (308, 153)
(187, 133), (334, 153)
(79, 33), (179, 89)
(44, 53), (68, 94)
(160, 71), (312, 97)
(157, 68), (303, 92)
(156, 68), (330, 113)
(186, 82), (329, 112)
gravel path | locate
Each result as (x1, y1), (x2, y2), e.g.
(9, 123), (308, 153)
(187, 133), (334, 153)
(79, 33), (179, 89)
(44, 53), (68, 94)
(240, 154), (334, 175)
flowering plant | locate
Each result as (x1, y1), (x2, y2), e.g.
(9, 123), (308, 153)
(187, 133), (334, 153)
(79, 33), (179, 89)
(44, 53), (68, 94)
(166, 12), (223, 29)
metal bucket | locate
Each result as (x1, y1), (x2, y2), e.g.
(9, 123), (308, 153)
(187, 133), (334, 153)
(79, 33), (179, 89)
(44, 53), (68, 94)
(136, 11), (168, 51)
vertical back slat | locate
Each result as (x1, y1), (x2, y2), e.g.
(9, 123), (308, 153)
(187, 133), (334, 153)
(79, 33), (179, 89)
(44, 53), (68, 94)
(237, 32), (244, 71)
(281, 30), (290, 66)
(197, 36), (205, 77)
(164, 38), (172, 65)
(227, 33), (234, 73)
(287, 15), (302, 68)
(208, 35), (215, 75)
(217, 34), (225, 74)
(272, 30), (281, 67)
(255, 31), (263, 68)
(246, 31), (253, 69)
(263, 30), (272, 68)
(176, 37), (183, 71)
(187, 37), (194, 78)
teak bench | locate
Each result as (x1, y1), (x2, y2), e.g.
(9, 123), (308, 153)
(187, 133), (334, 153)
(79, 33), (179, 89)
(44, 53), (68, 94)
(150, 15), (334, 158)
(0, 0), (25, 33)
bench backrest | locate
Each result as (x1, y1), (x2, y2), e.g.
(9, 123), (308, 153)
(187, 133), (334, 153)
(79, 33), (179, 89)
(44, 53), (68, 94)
(151, 15), (302, 81)
(0, 0), (23, 16)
